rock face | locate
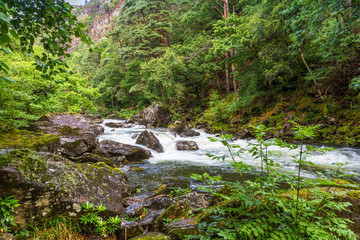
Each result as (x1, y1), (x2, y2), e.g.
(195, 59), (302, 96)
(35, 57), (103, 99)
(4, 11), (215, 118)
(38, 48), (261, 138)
(132, 103), (171, 128)
(95, 140), (152, 164)
(176, 141), (199, 151)
(30, 113), (105, 157)
(136, 130), (164, 153)
(170, 121), (200, 137)
(0, 149), (130, 228)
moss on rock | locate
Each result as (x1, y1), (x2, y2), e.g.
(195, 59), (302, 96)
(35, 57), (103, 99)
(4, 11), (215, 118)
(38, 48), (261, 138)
(0, 130), (60, 153)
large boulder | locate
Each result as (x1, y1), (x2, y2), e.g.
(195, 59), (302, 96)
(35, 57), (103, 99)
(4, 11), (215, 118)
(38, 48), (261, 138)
(0, 129), (61, 154)
(170, 121), (200, 138)
(136, 130), (164, 153)
(29, 113), (105, 157)
(132, 103), (171, 128)
(0, 149), (130, 228)
(176, 141), (199, 151)
(95, 140), (152, 164)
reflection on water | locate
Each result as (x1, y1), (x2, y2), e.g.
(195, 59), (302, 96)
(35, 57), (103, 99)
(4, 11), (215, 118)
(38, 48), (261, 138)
(98, 120), (360, 191)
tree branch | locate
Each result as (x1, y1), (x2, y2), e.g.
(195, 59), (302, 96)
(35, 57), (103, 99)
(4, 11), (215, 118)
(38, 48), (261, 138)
(212, 6), (224, 17)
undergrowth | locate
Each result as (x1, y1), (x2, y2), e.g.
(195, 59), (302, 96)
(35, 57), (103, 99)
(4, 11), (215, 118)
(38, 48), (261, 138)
(186, 123), (358, 240)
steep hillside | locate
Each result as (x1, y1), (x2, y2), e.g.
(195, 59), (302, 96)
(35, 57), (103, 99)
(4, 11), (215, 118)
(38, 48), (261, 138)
(70, 0), (124, 51)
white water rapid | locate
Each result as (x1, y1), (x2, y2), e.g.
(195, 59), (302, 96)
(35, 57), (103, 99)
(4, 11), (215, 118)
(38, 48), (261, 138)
(98, 120), (360, 191)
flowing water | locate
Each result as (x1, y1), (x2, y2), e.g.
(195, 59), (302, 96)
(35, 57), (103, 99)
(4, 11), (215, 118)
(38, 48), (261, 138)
(98, 120), (360, 192)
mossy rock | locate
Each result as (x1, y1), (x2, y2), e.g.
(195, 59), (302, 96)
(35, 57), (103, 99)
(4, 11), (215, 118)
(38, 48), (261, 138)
(165, 218), (199, 240)
(155, 179), (190, 195)
(0, 149), (130, 229)
(154, 199), (193, 231)
(0, 130), (60, 153)
(129, 232), (171, 240)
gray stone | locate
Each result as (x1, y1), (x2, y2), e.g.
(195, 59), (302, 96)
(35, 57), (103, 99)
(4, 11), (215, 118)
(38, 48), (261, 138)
(176, 141), (199, 151)
(0, 150), (130, 228)
(95, 140), (152, 163)
(136, 130), (164, 153)
(165, 218), (198, 240)
(132, 103), (171, 128)
(29, 113), (104, 157)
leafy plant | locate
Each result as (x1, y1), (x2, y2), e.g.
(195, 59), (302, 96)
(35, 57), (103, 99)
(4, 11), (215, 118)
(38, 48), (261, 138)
(0, 195), (20, 233)
(186, 123), (357, 239)
(79, 201), (121, 237)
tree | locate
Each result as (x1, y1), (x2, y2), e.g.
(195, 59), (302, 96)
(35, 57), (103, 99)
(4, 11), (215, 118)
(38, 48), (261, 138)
(0, 0), (92, 130)
(0, 0), (91, 81)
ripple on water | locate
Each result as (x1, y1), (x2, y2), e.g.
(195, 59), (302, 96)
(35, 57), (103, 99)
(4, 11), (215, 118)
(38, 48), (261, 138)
(99, 119), (360, 191)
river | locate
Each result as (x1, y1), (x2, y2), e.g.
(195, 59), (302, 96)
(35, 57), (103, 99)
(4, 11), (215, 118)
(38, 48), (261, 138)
(98, 120), (360, 192)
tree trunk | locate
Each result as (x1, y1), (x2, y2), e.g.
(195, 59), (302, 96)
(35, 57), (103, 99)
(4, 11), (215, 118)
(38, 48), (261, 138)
(225, 52), (230, 93)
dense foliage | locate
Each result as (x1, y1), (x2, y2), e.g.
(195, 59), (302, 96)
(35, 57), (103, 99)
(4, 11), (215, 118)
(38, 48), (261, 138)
(187, 127), (357, 239)
(71, 0), (360, 121)
(0, 0), (95, 131)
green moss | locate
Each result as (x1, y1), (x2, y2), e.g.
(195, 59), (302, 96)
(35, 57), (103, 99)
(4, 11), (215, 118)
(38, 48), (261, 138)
(129, 232), (171, 240)
(58, 126), (81, 136)
(0, 129), (60, 151)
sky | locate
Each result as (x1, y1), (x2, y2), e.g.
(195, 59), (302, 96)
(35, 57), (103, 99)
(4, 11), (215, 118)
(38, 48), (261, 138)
(66, 0), (86, 5)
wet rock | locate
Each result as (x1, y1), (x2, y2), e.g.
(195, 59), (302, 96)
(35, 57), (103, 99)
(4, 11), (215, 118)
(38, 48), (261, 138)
(29, 113), (104, 157)
(132, 103), (171, 128)
(129, 232), (171, 240)
(95, 140), (152, 163)
(149, 195), (175, 210)
(176, 141), (199, 151)
(0, 150), (130, 228)
(170, 121), (200, 138)
(165, 218), (198, 240)
(136, 130), (164, 153)
(155, 179), (190, 195)
(139, 209), (165, 229)
(119, 221), (144, 239)
(123, 192), (154, 207)
(109, 156), (127, 167)
(125, 203), (145, 218)
(185, 192), (210, 211)
(68, 153), (114, 166)
(154, 200), (193, 231)
(105, 122), (125, 128)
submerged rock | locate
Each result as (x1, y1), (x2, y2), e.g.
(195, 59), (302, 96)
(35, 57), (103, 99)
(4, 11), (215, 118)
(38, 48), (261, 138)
(29, 113), (104, 157)
(0, 149), (130, 228)
(136, 130), (164, 153)
(95, 140), (152, 163)
(176, 141), (199, 151)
